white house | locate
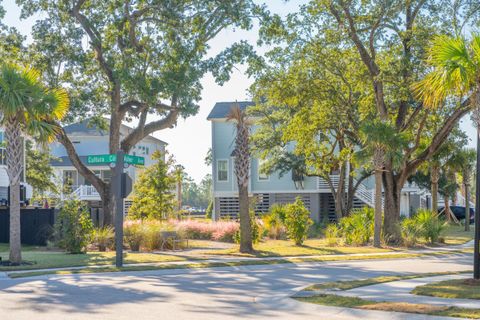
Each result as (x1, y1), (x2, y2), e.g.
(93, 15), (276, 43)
(49, 120), (167, 213)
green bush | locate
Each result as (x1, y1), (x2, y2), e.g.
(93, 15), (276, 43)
(234, 210), (261, 244)
(401, 217), (421, 247)
(339, 207), (374, 246)
(205, 201), (213, 219)
(284, 197), (313, 245)
(325, 224), (340, 246)
(124, 220), (145, 251)
(414, 209), (445, 244)
(262, 205), (287, 240)
(143, 221), (164, 251)
(54, 199), (93, 253)
(92, 226), (115, 251)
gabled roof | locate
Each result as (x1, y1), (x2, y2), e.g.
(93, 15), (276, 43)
(63, 119), (167, 145)
(207, 101), (254, 120)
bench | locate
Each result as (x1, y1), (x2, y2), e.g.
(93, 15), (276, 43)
(160, 231), (188, 251)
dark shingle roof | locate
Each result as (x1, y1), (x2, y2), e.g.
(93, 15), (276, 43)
(63, 119), (167, 144)
(64, 120), (107, 136)
(207, 101), (254, 120)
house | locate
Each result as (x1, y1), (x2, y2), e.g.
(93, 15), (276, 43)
(208, 101), (427, 222)
(49, 119), (167, 214)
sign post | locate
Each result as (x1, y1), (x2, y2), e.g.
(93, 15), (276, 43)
(86, 152), (143, 268)
(114, 150), (125, 268)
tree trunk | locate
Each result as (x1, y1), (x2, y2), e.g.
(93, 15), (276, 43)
(382, 167), (401, 243)
(444, 194), (451, 222)
(373, 150), (383, 248)
(5, 120), (23, 264)
(465, 181), (470, 231)
(431, 164), (440, 214)
(238, 185), (253, 253)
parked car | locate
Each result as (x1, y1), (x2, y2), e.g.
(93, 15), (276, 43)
(438, 206), (474, 224)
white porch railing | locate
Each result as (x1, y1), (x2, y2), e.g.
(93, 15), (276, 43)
(317, 175), (340, 190)
(61, 185), (101, 201)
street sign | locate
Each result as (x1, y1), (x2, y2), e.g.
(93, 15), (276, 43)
(124, 154), (145, 165)
(121, 173), (132, 198)
(87, 154), (117, 164)
(87, 154), (144, 166)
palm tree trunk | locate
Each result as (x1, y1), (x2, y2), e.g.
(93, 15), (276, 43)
(444, 194), (451, 222)
(5, 119), (23, 264)
(373, 150), (383, 248)
(238, 185), (253, 253)
(431, 165), (440, 214)
(465, 181), (470, 231)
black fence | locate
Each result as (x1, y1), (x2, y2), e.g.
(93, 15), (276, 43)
(0, 208), (56, 246)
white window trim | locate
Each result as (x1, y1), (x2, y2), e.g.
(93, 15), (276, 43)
(257, 159), (270, 182)
(217, 159), (229, 182)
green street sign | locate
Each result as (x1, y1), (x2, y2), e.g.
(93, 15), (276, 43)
(87, 154), (117, 164)
(87, 154), (145, 166)
(124, 154), (145, 165)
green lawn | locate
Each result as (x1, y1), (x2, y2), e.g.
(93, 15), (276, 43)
(296, 294), (480, 319)
(303, 271), (468, 291)
(0, 245), (189, 271)
(412, 278), (480, 299)
(440, 224), (475, 245)
(202, 239), (393, 257)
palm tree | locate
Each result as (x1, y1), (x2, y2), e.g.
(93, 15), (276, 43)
(0, 64), (68, 264)
(359, 120), (406, 247)
(227, 104), (253, 253)
(413, 34), (480, 279)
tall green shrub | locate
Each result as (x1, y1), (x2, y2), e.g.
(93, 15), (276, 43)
(284, 197), (313, 245)
(339, 207), (374, 246)
(54, 199), (93, 253)
(401, 217), (421, 247)
(414, 209), (445, 244)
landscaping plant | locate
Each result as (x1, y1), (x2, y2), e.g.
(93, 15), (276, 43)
(414, 209), (445, 244)
(401, 217), (422, 247)
(123, 220), (145, 252)
(92, 226), (114, 252)
(54, 199), (93, 254)
(262, 204), (287, 240)
(325, 224), (341, 247)
(339, 207), (374, 246)
(284, 197), (313, 245)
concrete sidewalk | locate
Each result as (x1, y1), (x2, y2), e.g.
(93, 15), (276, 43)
(297, 273), (480, 309)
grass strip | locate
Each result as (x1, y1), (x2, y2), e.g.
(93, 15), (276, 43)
(412, 278), (480, 300)
(7, 250), (466, 279)
(296, 294), (480, 319)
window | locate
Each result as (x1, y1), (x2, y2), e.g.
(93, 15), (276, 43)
(217, 160), (228, 182)
(258, 159), (269, 181)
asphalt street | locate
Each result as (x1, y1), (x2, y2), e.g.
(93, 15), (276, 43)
(0, 253), (473, 320)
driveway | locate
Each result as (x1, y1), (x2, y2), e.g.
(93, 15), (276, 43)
(0, 253), (473, 320)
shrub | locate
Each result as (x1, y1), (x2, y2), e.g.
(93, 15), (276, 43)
(124, 220), (145, 252)
(401, 217), (421, 247)
(325, 224), (340, 247)
(173, 219), (239, 243)
(54, 199), (93, 254)
(414, 209), (445, 244)
(205, 201), (213, 219)
(284, 197), (313, 245)
(234, 210), (262, 244)
(92, 226), (114, 251)
(339, 207), (374, 246)
(143, 221), (164, 251)
(262, 206), (287, 240)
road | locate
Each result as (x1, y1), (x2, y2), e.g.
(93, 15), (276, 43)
(0, 253), (473, 320)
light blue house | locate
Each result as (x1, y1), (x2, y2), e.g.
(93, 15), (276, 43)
(208, 101), (426, 221)
(49, 120), (167, 213)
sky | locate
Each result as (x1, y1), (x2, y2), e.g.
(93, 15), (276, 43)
(2, 0), (477, 182)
